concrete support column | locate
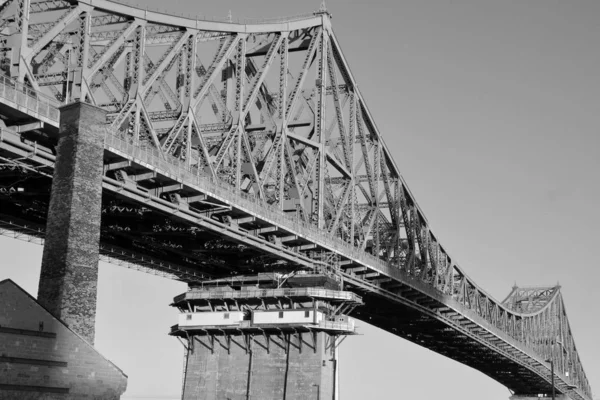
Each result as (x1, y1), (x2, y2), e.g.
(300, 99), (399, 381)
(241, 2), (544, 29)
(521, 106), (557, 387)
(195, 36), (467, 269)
(183, 331), (337, 400)
(37, 102), (107, 344)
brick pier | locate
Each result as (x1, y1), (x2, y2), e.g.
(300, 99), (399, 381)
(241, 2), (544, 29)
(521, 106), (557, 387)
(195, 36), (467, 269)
(37, 102), (106, 344)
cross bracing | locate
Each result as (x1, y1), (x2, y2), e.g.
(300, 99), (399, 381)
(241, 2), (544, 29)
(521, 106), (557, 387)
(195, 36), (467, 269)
(0, 1), (593, 398)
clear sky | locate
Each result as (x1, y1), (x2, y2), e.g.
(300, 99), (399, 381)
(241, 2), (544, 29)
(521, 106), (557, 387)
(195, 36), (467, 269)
(1, 0), (599, 399)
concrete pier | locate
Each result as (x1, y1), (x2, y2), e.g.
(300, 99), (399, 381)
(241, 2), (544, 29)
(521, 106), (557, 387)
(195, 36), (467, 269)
(183, 331), (336, 400)
(171, 273), (361, 400)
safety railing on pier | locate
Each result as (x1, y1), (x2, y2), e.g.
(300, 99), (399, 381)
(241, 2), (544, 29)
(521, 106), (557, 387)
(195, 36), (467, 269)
(318, 320), (356, 332)
(174, 288), (363, 304)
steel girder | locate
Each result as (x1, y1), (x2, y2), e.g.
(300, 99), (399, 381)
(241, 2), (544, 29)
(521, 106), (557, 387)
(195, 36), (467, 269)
(0, 2), (593, 399)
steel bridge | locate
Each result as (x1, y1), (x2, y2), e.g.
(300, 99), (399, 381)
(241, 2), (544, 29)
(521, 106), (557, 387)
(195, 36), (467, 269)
(0, 0), (592, 398)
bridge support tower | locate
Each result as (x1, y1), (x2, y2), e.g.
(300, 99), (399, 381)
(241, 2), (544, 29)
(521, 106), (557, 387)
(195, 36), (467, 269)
(170, 273), (362, 400)
(37, 102), (107, 344)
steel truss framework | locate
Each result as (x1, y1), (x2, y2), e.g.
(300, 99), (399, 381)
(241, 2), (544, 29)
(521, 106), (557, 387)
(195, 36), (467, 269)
(0, 1), (592, 398)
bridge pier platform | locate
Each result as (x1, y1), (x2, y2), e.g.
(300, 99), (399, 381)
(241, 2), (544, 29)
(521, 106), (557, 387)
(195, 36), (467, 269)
(170, 273), (362, 400)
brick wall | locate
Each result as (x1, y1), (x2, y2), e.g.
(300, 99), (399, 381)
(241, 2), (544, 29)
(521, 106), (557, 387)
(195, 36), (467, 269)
(0, 279), (127, 399)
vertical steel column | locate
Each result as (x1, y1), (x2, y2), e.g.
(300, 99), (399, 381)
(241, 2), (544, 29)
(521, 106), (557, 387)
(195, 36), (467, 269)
(277, 35), (289, 211)
(224, 39), (236, 121)
(75, 11), (91, 101)
(278, 36), (288, 122)
(314, 27), (327, 228)
(177, 43), (185, 104)
(15, 0), (30, 82)
(373, 141), (380, 255)
(184, 34), (196, 112)
(131, 24), (145, 141)
(348, 90), (356, 243)
(234, 37), (245, 190)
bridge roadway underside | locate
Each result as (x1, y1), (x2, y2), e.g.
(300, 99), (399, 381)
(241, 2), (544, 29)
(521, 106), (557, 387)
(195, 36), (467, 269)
(0, 209), (559, 395)
(0, 103), (572, 397)
(354, 292), (553, 395)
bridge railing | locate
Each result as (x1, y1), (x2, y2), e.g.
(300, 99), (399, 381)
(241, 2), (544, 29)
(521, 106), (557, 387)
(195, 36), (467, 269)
(0, 75), (60, 123)
(318, 320), (356, 332)
(103, 132), (397, 279)
(175, 287), (362, 304)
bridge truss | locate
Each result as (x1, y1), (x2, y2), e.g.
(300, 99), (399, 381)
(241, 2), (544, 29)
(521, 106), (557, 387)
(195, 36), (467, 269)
(0, 1), (592, 398)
